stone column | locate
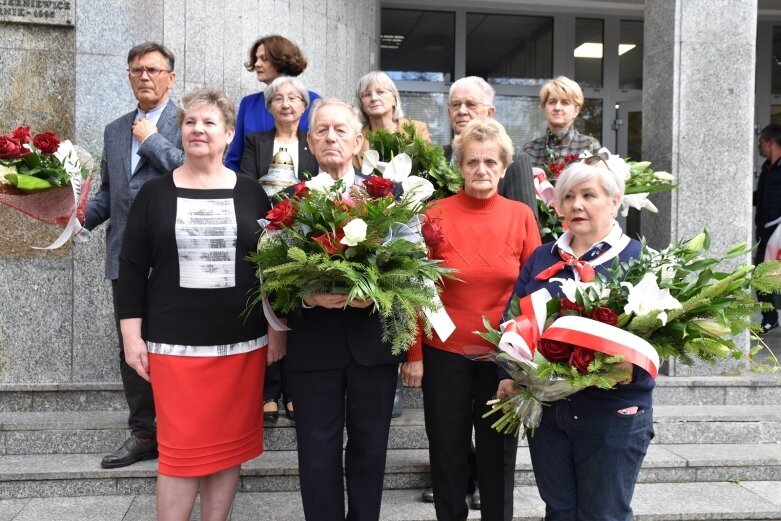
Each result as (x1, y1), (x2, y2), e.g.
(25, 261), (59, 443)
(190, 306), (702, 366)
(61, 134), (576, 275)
(642, 0), (757, 375)
(0, 0), (380, 384)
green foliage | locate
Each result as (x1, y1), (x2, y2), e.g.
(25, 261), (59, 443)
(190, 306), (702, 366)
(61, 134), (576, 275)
(366, 122), (463, 199)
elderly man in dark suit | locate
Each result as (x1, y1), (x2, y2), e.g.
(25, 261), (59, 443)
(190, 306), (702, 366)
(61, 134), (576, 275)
(268, 97), (413, 521)
(84, 41), (184, 469)
(444, 76), (538, 220)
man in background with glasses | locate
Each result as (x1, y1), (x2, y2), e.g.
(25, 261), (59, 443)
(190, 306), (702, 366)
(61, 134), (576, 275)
(443, 76), (538, 220)
(83, 41), (184, 469)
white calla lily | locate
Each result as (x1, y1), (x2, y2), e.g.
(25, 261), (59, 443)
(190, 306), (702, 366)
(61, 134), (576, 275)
(361, 150), (381, 176)
(340, 218), (368, 246)
(621, 193), (657, 216)
(401, 175), (435, 204)
(654, 171), (674, 181)
(382, 152), (412, 182)
(550, 278), (595, 302)
(622, 272), (681, 325)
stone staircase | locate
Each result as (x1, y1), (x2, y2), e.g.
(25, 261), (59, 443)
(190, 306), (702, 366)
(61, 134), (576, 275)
(0, 376), (780, 520)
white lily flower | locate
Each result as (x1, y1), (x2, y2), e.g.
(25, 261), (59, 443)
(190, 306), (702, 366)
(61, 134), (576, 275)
(361, 150), (381, 176)
(654, 171), (674, 181)
(382, 152), (413, 182)
(340, 218), (368, 246)
(305, 172), (336, 192)
(622, 272), (681, 325)
(551, 277), (593, 302)
(621, 193), (658, 216)
(401, 175), (435, 204)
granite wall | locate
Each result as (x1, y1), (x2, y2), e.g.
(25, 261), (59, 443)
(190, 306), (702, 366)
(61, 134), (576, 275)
(642, 0), (757, 375)
(0, 0), (380, 384)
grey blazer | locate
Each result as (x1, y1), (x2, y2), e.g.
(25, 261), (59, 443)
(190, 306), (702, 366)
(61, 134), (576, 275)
(444, 144), (539, 220)
(85, 99), (184, 280)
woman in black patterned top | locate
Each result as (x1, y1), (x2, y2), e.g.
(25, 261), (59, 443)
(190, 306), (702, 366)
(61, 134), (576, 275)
(118, 87), (277, 520)
(522, 75), (601, 168)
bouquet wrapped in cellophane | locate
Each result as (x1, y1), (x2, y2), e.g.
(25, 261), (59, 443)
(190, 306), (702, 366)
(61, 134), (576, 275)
(0, 126), (96, 249)
(478, 230), (781, 436)
(248, 172), (456, 355)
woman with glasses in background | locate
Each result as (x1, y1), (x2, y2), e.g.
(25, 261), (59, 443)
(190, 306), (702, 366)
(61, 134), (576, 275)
(225, 35), (320, 173)
(238, 76), (318, 423)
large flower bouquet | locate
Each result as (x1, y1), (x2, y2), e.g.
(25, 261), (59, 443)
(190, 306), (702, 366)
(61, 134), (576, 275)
(362, 121), (463, 200)
(478, 230), (781, 436)
(534, 147), (675, 239)
(248, 174), (455, 355)
(0, 126), (95, 248)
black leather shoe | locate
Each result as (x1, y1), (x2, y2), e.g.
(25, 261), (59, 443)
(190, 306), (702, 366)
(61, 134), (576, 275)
(392, 374), (403, 418)
(421, 487), (434, 503)
(101, 435), (158, 469)
(264, 400), (279, 421)
(284, 402), (295, 421)
(468, 486), (481, 510)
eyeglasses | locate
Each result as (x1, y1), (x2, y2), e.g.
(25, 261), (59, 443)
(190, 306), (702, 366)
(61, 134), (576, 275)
(448, 99), (486, 112)
(127, 66), (171, 78)
(360, 88), (391, 100)
(271, 95), (305, 105)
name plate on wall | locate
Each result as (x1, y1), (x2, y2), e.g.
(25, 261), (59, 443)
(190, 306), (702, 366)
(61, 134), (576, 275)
(0, 0), (75, 27)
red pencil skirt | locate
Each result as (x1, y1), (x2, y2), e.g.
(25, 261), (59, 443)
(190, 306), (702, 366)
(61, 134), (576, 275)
(148, 347), (266, 477)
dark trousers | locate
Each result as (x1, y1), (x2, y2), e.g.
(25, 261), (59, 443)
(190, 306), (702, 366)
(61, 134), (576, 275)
(264, 358), (290, 403)
(111, 280), (156, 439)
(286, 360), (398, 521)
(422, 345), (517, 521)
(756, 231), (779, 323)
(527, 400), (653, 521)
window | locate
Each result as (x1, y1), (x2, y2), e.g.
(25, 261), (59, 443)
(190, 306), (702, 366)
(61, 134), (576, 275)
(381, 9), (455, 82)
(619, 20), (643, 90)
(575, 98), (603, 144)
(575, 18), (604, 88)
(465, 13), (553, 86)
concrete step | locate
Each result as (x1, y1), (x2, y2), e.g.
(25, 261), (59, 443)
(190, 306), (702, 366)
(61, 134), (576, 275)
(1, 482), (781, 520)
(1, 406), (780, 456)
(0, 442), (779, 499)
(1, 375), (781, 412)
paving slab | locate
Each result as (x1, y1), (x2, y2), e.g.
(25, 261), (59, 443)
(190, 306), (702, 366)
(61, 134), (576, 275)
(7, 495), (133, 521)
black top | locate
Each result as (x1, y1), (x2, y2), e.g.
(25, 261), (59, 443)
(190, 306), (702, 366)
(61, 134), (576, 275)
(117, 173), (271, 346)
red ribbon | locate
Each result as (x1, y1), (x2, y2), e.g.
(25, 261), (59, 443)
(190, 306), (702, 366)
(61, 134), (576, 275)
(534, 250), (596, 282)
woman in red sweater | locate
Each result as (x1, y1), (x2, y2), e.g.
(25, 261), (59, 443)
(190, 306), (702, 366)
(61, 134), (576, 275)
(403, 119), (540, 521)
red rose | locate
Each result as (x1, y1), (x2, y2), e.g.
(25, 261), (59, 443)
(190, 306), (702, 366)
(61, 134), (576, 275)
(0, 135), (27, 159)
(265, 199), (297, 230)
(364, 176), (395, 198)
(312, 231), (344, 254)
(560, 298), (582, 315)
(548, 161), (565, 178)
(421, 219), (444, 247)
(564, 153), (581, 163)
(32, 132), (60, 155)
(292, 181), (309, 198)
(569, 347), (596, 374)
(537, 338), (572, 362)
(590, 306), (618, 326)
(11, 126), (32, 144)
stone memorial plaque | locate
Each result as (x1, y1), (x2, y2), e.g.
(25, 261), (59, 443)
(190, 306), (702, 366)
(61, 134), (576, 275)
(0, 0), (75, 27)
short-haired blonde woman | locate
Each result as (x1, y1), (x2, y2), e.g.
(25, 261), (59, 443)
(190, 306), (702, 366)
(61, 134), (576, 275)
(119, 87), (277, 520)
(403, 119), (541, 521)
(522, 75), (601, 168)
(225, 34), (321, 172)
(506, 156), (652, 521)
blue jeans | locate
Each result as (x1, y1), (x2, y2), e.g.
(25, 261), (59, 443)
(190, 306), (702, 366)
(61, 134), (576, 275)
(527, 400), (654, 521)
